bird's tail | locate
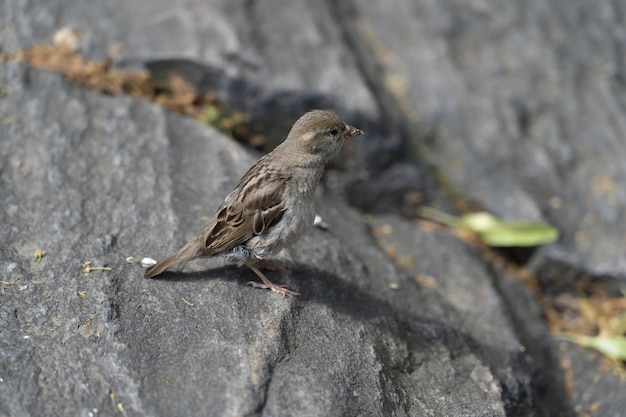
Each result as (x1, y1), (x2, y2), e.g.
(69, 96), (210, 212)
(144, 236), (204, 278)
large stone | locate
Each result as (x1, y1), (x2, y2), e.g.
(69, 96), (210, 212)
(3, 0), (626, 415)
(344, 0), (626, 278)
(0, 62), (537, 416)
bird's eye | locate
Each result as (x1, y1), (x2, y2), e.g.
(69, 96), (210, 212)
(328, 128), (340, 137)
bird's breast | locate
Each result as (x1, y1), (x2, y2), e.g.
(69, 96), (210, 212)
(245, 189), (316, 258)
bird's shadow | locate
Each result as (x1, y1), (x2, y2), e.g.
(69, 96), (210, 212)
(148, 263), (375, 312)
(149, 261), (399, 320)
(149, 264), (245, 284)
(147, 261), (574, 416)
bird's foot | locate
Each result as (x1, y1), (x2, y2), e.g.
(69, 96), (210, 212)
(246, 281), (301, 297)
(247, 264), (300, 297)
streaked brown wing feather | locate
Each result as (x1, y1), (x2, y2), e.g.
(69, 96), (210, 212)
(200, 159), (290, 254)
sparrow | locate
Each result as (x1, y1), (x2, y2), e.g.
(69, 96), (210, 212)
(144, 110), (363, 296)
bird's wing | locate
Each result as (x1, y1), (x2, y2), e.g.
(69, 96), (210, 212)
(201, 161), (290, 254)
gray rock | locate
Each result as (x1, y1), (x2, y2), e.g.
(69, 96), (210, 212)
(3, 0), (626, 415)
(0, 62), (535, 416)
(343, 0), (626, 278)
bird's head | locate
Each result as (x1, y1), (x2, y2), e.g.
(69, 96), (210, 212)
(282, 110), (363, 164)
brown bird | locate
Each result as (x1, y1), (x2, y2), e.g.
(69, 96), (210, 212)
(144, 110), (363, 296)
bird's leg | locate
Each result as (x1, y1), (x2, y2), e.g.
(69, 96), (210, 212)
(256, 259), (288, 271)
(246, 264), (300, 297)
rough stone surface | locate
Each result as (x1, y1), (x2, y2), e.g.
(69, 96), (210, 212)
(344, 0), (626, 278)
(2, 0), (626, 416)
(1, 62), (530, 416)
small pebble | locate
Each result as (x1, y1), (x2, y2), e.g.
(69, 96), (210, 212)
(140, 257), (157, 268)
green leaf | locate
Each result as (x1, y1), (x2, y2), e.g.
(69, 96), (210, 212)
(555, 332), (626, 361)
(480, 221), (559, 247)
(459, 212), (500, 232)
(416, 206), (462, 228)
(461, 212), (559, 246)
(418, 207), (559, 247)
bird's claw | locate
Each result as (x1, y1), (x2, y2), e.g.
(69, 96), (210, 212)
(246, 281), (301, 297)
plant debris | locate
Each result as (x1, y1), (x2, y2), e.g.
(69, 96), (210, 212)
(34, 249), (47, 265)
(0, 28), (263, 147)
(81, 261), (112, 276)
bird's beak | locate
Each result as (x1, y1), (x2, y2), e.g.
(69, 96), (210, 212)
(342, 124), (363, 139)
